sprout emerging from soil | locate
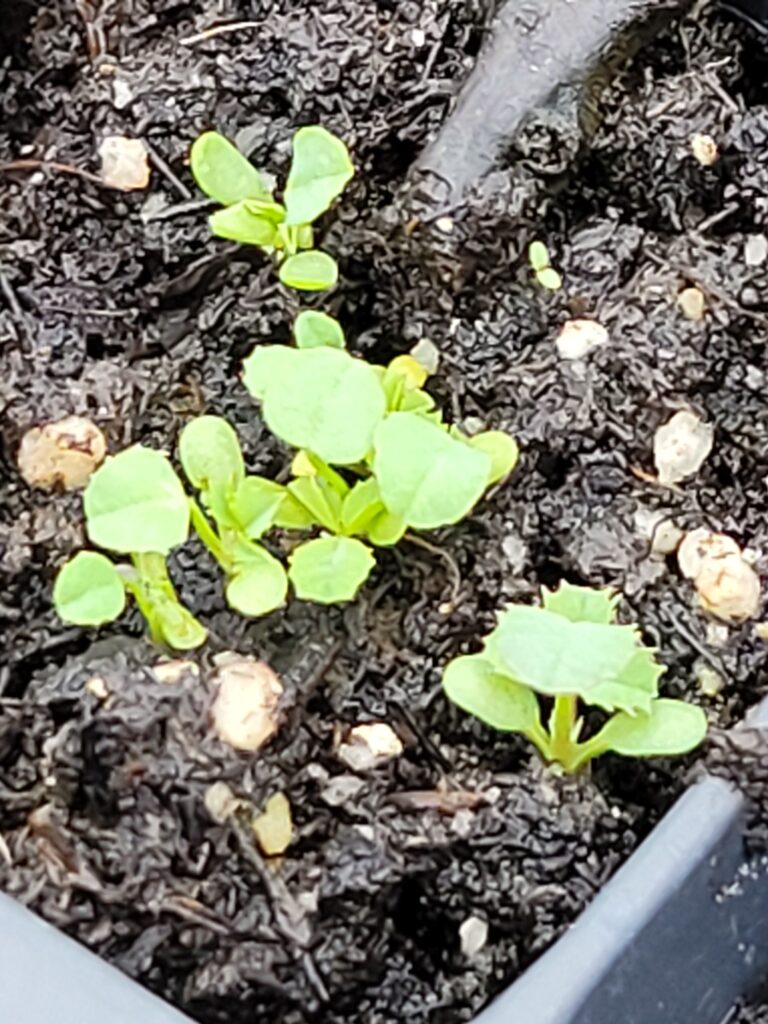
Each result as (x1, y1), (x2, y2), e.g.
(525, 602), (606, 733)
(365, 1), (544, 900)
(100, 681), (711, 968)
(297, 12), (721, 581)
(241, 312), (519, 604)
(190, 126), (354, 292)
(443, 582), (707, 773)
(528, 240), (562, 291)
(53, 445), (206, 649)
(178, 415), (288, 617)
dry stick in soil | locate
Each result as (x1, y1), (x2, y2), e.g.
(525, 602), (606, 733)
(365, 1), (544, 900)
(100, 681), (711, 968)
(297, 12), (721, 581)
(180, 20), (266, 46)
(0, 159), (104, 187)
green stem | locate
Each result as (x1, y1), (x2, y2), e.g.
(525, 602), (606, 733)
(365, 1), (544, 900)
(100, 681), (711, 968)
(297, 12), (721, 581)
(525, 718), (554, 763)
(548, 695), (580, 771)
(188, 497), (232, 570)
(305, 452), (349, 496)
(126, 553), (170, 645)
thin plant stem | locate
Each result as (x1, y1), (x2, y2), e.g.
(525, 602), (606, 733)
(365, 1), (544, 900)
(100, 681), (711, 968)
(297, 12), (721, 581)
(549, 694), (580, 770)
(188, 497), (231, 569)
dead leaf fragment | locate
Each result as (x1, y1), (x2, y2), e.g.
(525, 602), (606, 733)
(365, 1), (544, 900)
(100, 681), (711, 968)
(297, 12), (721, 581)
(98, 135), (151, 191)
(390, 788), (489, 815)
(252, 792), (292, 856)
(337, 723), (403, 772)
(555, 319), (608, 360)
(18, 416), (106, 491)
(653, 410), (713, 486)
(690, 133), (718, 167)
(211, 654), (282, 752)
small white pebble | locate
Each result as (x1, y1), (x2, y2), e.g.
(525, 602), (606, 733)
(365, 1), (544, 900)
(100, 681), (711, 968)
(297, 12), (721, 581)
(98, 135), (151, 191)
(459, 916), (489, 958)
(204, 781), (241, 824)
(409, 337), (440, 375)
(84, 675), (109, 700)
(18, 416), (106, 491)
(555, 319), (608, 361)
(211, 654), (283, 752)
(435, 216), (454, 234)
(678, 286), (706, 321)
(653, 410), (713, 486)
(745, 235), (768, 267)
(151, 659), (199, 685)
(337, 723), (403, 772)
(690, 133), (718, 167)
(411, 28), (426, 46)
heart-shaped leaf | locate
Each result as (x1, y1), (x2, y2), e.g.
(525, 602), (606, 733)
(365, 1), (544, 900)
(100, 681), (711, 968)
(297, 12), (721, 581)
(591, 699), (707, 758)
(466, 430), (519, 485)
(84, 446), (190, 555)
(373, 412), (491, 529)
(542, 581), (619, 625)
(283, 126), (354, 226)
(279, 251), (339, 291)
(294, 310), (346, 349)
(226, 547), (288, 616)
(288, 535), (375, 603)
(209, 201), (281, 247)
(190, 132), (272, 205)
(443, 655), (540, 734)
(53, 551), (126, 626)
(179, 415), (245, 494)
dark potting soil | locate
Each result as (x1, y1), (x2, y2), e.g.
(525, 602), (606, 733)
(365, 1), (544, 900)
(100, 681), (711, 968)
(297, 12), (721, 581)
(2, 2), (768, 1022)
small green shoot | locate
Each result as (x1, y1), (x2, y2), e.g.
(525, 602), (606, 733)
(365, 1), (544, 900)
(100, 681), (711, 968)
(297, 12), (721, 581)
(178, 416), (288, 617)
(443, 582), (707, 772)
(53, 446), (206, 649)
(190, 126), (353, 292)
(242, 312), (519, 604)
(528, 240), (562, 291)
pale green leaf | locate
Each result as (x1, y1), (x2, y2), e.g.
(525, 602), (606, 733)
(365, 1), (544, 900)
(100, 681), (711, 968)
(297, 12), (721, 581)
(443, 654), (540, 733)
(288, 475), (344, 532)
(53, 552), (126, 626)
(528, 241), (550, 272)
(209, 201), (280, 247)
(242, 345), (296, 401)
(593, 699), (707, 758)
(230, 476), (287, 538)
(542, 581), (619, 624)
(259, 347), (386, 464)
(226, 547), (288, 616)
(484, 606), (653, 713)
(373, 412), (491, 529)
(537, 268), (563, 291)
(153, 594), (207, 650)
(283, 126), (354, 226)
(366, 509), (407, 547)
(288, 535), (375, 603)
(294, 310), (346, 349)
(179, 415), (245, 494)
(84, 446), (189, 555)
(279, 251), (339, 291)
(341, 477), (384, 535)
(190, 131), (272, 205)
(273, 492), (317, 530)
(467, 431), (519, 485)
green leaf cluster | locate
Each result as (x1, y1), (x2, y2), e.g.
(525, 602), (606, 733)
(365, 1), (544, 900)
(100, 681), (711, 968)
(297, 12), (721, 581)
(190, 126), (353, 292)
(443, 582), (707, 772)
(53, 446), (206, 649)
(240, 313), (519, 603)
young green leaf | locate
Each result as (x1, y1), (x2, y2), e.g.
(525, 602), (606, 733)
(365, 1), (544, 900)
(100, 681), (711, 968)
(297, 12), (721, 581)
(179, 415), (245, 494)
(542, 581), (619, 625)
(279, 251), (339, 291)
(283, 126), (354, 226)
(226, 548), (288, 616)
(366, 509), (407, 547)
(373, 412), (492, 529)
(53, 551), (126, 626)
(209, 202), (280, 247)
(84, 446), (190, 555)
(537, 268), (563, 291)
(288, 475), (344, 533)
(466, 431), (519, 485)
(190, 132), (273, 206)
(242, 345), (296, 401)
(528, 241), (550, 273)
(443, 655), (541, 734)
(254, 347), (387, 465)
(288, 535), (375, 603)
(230, 476), (288, 539)
(484, 606), (655, 713)
(294, 310), (346, 349)
(341, 477), (384, 535)
(588, 699), (708, 759)
(273, 492), (317, 530)
(151, 593), (208, 650)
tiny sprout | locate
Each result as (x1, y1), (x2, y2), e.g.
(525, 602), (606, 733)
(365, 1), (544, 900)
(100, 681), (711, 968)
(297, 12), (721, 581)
(53, 445), (206, 650)
(178, 416), (288, 617)
(242, 312), (519, 605)
(443, 582), (707, 772)
(190, 126), (354, 292)
(528, 240), (562, 291)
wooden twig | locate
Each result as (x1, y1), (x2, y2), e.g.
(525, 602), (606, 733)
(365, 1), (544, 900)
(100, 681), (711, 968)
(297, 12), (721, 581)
(0, 159), (104, 187)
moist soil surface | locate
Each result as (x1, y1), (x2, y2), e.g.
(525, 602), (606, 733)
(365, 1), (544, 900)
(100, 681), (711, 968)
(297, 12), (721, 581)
(2, 2), (768, 1022)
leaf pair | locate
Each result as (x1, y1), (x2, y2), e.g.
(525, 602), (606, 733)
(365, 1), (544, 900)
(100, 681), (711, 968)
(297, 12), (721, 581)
(190, 126), (354, 291)
(443, 582), (707, 772)
(53, 446), (207, 649)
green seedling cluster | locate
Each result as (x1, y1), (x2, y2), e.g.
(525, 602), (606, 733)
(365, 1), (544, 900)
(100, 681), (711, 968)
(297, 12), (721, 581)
(190, 126), (353, 291)
(443, 582), (707, 772)
(53, 446), (206, 649)
(241, 312), (519, 603)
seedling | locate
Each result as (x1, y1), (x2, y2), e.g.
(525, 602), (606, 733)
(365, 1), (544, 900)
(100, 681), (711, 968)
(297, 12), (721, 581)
(178, 416), (288, 616)
(53, 446), (206, 649)
(190, 126), (354, 291)
(443, 582), (707, 772)
(528, 240), (562, 291)
(242, 313), (519, 604)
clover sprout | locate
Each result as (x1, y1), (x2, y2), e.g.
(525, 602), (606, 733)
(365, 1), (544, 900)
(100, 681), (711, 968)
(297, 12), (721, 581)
(528, 240), (562, 291)
(178, 416), (288, 616)
(53, 445), (206, 649)
(443, 582), (707, 772)
(190, 126), (353, 292)
(242, 313), (518, 604)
